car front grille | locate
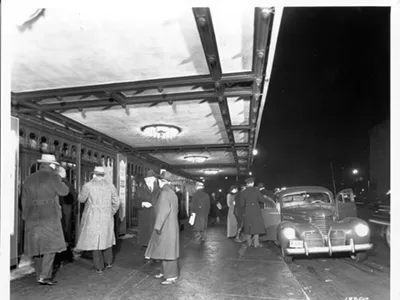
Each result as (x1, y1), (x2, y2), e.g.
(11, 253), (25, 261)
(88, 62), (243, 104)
(311, 215), (333, 235)
(329, 230), (346, 246)
(304, 231), (324, 247)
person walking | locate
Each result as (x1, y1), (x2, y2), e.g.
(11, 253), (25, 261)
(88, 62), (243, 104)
(175, 186), (186, 232)
(226, 185), (238, 238)
(75, 166), (120, 273)
(21, 154), (70, 285)
(234, 185), (246, 243)
(237, 177), (269, 248)
(209, 192), (218, 225)
(145, 171), (180, 285)
(134, 170), (160, 250)
(191, 182), (211, 241)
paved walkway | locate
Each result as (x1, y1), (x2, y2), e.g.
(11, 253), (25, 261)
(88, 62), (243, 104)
(11, 224), (307, 300)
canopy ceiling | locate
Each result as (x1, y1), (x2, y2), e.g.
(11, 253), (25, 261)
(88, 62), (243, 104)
(11, 6), (283, 180)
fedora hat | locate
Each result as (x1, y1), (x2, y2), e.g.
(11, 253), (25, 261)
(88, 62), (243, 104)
(37, 154), (60, 165)
(159, 170), (174, 181)
(145, 169), (157, 178)
(91, 166), (105, 175)
(196, 182), (204, 188)
(245, 177), (254, 184)
(257, 182), (265, 188)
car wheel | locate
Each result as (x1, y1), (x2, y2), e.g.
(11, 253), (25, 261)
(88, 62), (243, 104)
(281, 246), (293, 263)
(350, 252), (368, 263)
(385, 225), (390, 248)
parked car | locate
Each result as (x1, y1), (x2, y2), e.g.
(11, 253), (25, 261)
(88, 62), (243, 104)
(261, 186), (373, 263)
(369, 190), (390, 248)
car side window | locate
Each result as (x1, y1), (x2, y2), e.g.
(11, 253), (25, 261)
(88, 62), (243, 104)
(338, 191), (354, 203)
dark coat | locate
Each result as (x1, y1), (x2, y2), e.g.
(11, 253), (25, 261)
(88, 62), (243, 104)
(234, 190), (244, 223)
(134, 184), (161, 246)
(192, 189), (210, 231)
(21, 168), (69, 256)
(238, 186), (268, 235)
(176, 190), (187, 220)
(145, 184), (179, 260)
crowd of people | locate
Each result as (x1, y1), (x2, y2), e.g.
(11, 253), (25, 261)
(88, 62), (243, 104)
(20, 153), (276, 287)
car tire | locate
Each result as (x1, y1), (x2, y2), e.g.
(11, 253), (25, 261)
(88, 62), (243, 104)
(350, 252), (368, 263)
(281, 246), (293, 263)
(385, 225), (390, 248)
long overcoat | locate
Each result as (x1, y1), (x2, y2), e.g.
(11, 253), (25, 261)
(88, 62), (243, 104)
(226, 193), (237, 237)
(234, 189), (244, 223)
(191, 189), (210, 232)
(21, 169), (69, 256)
(75, 177), (120, 251)
(145, 184), (179, 260)
(238, 186), (267, 235)
(134, 183), (161, 246)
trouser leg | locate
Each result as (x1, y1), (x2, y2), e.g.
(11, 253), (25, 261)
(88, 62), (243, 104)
(92, 250), (104, 270)
(103, 247), (113, 265)
(244, 234), (252, 246)
(162, 260), (179, 279)
(253, 234), (260, 247)
(39, 253), (56, 279)
(34, 255), (43, 281)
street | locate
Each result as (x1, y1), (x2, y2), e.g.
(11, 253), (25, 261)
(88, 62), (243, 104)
(10, 207), (390, 300)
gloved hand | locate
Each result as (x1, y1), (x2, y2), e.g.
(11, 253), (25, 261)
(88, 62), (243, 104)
(142, 202), (152, 208)
(57, 166), (67, 179)
(155, 229), (162, 235)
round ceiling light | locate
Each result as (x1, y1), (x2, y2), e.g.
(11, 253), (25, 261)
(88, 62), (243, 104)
(141, 124), (181, 140)
(203, 169), (221, 175)
(184, 155), (208, 164)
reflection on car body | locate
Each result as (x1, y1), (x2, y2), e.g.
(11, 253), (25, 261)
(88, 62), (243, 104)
(369, 190), (390, 248)
(261, 186), (373, 263)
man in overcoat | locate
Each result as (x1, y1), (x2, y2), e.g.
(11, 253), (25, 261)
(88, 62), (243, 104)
(145, 171), (180, 285)
(234, 184), (246, 243)
(238, 177), (268, 247)
(21, 154), (69, 285)
(191, 182), (210, 241)
(134, 170), (160, 249)
(257, 182), (276, 208)
(75, 166), (120, 273)
(175, 186), (186, 232)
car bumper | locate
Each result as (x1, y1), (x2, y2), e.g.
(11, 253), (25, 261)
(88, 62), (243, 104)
(285, 239), (373, 255)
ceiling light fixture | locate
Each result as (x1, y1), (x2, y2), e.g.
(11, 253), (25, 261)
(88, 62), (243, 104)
(184, 155), (208, 164)
(141, 124), (181, 140)
(203, 169), (221, 175)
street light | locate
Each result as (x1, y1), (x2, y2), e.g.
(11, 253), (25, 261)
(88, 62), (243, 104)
(352, 169), (359, 175)
(249, 172), (252, 176)
(252, 149), (258, 156)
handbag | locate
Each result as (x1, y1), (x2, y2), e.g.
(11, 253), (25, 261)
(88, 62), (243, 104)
(189, 213), (196, 226)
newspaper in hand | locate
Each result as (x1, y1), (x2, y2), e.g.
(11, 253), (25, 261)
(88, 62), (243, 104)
(189, 213), (196, 226)
(216, 202), (222, 210)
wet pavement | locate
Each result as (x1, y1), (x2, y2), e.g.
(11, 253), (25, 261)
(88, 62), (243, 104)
(11, 224), (308, 300)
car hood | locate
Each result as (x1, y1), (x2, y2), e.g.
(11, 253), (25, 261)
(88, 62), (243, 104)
(282, 204), (335, 221)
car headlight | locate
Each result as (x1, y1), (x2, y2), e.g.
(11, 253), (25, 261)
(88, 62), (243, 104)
(354, 224), (369, 237)
(282, 227), (296, 239)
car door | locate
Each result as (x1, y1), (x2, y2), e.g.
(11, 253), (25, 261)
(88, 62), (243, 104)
(336, 188), (357, 219)
(261, 197), (281, 241)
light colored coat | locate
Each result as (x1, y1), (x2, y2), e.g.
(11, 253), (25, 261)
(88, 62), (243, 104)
(226, 193), (237, 237)
(76, 177), (120, 251)
(145, 184), (179, 260)
(21, 168), (69, 256)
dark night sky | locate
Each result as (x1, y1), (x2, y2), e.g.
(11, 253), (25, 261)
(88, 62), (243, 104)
(253, 7), (390, 190)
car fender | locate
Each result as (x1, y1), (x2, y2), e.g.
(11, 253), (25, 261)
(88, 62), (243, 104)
(277, 221), (317, 247)
(331, 217), (371, 244)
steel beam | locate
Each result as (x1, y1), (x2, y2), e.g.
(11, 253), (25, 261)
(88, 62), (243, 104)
(15, 88), (253, 113)
(248, 7), (274, 168)
(231, 125), (251, 131)
(134, 143), (248, 153)
(169, 163), (237, 169)
(193, 7), (240, 172)
(12, 72), (254, 102)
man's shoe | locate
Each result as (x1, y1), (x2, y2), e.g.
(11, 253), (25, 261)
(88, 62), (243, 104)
(154, 273), (164, 279)
(105, 264), (113, 269)
(161, 277), (177, 285)
(38, 278), (57, 286)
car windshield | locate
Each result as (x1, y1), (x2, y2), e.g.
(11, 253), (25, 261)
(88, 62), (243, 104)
(281, 192), (331, 208)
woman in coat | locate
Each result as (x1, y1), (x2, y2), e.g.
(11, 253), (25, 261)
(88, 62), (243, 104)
(226, 185), (238, 238)
(145, 171), (179, 285)
(75, 166), (120, 272)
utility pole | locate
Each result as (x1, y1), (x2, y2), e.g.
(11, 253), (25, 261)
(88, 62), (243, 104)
(330, 161), (337, 195)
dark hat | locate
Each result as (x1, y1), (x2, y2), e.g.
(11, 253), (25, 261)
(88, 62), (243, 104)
(158, 170), (174, 181)
(145, 169), (157, 178)
(245, 177), (254, 184)
(229, 185), (238, 192)
(257, 182), (265, 188)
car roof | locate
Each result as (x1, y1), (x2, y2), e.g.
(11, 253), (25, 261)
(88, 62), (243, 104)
(276, 186), (333, 197)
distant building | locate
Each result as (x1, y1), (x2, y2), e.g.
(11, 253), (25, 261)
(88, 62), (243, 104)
(369, 120), (390, 200)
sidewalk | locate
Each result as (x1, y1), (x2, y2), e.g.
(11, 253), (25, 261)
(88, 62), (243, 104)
(10, 224), (308, 300)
